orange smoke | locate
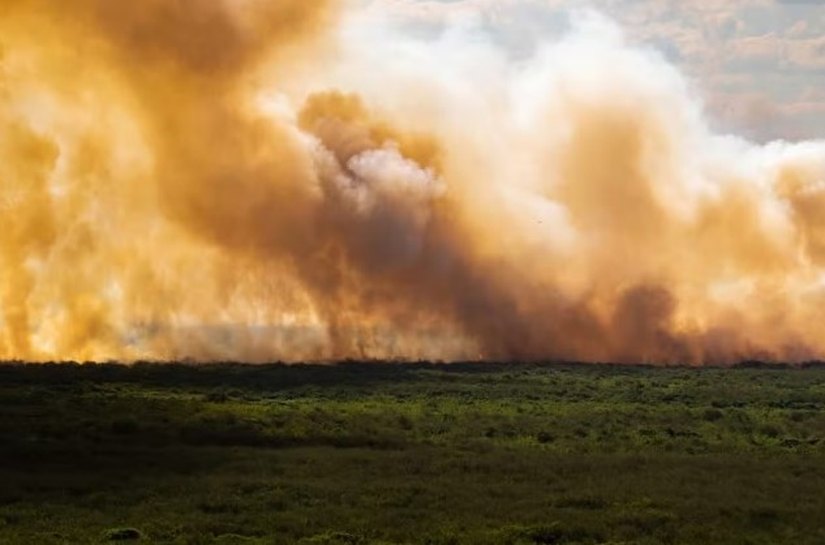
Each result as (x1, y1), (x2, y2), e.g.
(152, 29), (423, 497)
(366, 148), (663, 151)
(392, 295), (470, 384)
(1, 2), (824, 363)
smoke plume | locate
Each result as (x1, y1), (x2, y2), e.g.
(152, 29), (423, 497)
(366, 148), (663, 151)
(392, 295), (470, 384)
(1, 1), (824, 363)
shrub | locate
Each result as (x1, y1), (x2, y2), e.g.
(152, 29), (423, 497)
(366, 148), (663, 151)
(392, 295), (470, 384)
(110, 419), (139, 435)
(213, 534), (262, 544)
(702, 408), (723, 422)
(759, 424), (782, 438)
(206, 390), (230, 403)
(103, 527), (143, 541)
(496, 522), (601, 544)
(301, 530), (366, 544)
(789, 411), (807, 422)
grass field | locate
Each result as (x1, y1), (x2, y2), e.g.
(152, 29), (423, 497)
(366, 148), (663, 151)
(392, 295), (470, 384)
(1, 362), (825, 544)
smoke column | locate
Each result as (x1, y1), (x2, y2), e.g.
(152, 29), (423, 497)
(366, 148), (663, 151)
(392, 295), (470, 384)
(1, 0), (824, 364)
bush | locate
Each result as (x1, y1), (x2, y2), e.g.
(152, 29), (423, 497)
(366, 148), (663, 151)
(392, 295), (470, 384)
(213, 534), (262, 544)
(759, 424), (782, 438)
(103, 527), (143, 541)
(301, 530), (366, 544)
(496, 522), (600, 544)
(702, 408), (723, 422)
(110, 419), (139, 435)
(205, 390), (230, 403)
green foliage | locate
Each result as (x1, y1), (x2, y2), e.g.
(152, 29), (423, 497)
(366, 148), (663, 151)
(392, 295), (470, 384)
(1, 362), (825, 544)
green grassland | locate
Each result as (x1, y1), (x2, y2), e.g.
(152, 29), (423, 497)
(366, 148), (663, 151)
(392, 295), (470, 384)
(1, 362), (825, 544)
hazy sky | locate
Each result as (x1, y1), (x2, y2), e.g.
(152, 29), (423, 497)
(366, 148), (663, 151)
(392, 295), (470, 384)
(365, 0), (825, 142)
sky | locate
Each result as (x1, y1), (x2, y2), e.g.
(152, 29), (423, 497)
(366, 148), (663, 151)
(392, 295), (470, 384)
(363, 0), (825, 142)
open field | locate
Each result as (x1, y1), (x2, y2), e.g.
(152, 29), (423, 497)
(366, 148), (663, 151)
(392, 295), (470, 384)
(1, 362), (825, 544)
